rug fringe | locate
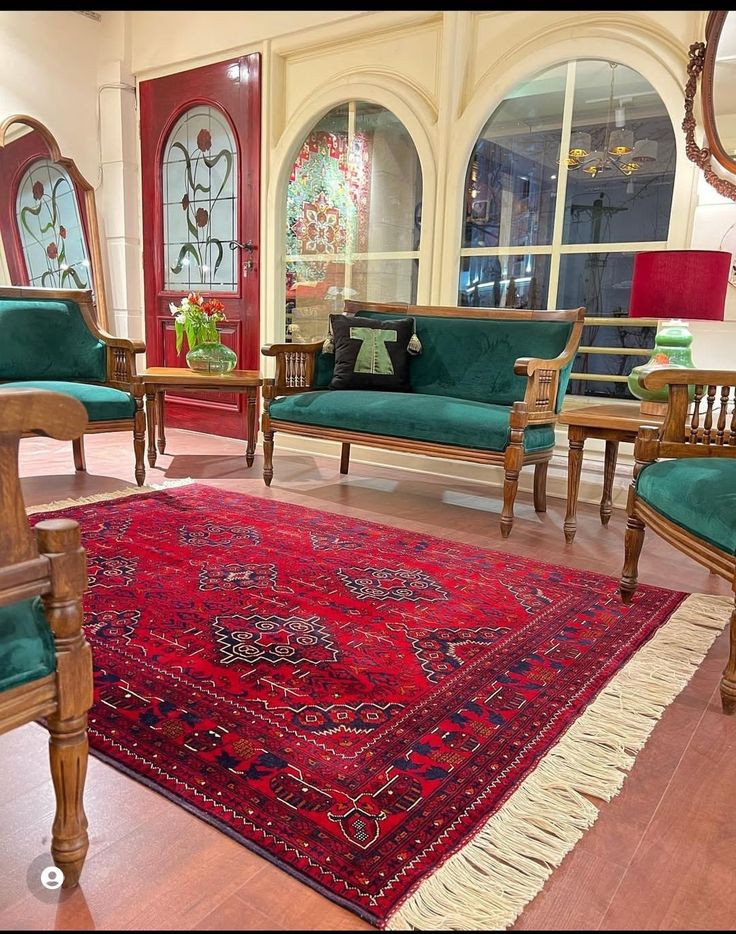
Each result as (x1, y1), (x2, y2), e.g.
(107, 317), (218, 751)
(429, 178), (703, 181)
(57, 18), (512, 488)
(26, 478), (196, 515)
(386, 592), (732, 931)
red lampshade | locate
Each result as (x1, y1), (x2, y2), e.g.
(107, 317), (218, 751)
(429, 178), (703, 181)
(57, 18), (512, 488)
(628, 249), (730, 321)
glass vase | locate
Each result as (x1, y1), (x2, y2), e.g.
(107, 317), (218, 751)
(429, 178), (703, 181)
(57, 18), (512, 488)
(186, 341), (238, 374)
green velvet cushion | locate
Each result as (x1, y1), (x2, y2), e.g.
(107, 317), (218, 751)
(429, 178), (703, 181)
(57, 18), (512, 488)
(0, 299), (106, 382)
(313, 311), (573, 411)
(637, 458), (736, 555)
(0, 597), (56, 693)
(0, 381), (134, 421)
(269, 390), (555, 453)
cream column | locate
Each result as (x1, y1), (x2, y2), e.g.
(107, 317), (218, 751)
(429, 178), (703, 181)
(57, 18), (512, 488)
(97, 12), (144, 346)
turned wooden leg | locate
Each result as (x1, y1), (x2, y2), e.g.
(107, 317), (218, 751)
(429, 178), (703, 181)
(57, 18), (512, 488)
(133, 392), (146, 486)
(263, 430), (274, 487)
(36, 519), (93, 888)
(501, 468), (520, 539)
(720, 593), (736, 715)
(48, 713), (90, 887)
(156, 391), (166, 455)
(72, 436), (86, 473)
(340, 442), (350, 475)
(600, 440), (619, 527)
(619, 512), (645, 603)
(145, 390), (157, 468)
(564, 426), (585, 544)
(246, 392), (258, 468)
(533, 461), (548, 513)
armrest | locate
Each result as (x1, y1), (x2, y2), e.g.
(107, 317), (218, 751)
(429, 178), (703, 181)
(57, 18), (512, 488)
(103, 335), (146, 389)
(513, 308), (585, 424)
(261, 341), (324, 396)
(639, 367), (736, 389)
(1, 389), (87, 440)
(1, 389), (88, 565)
(638, 367), (736, 453)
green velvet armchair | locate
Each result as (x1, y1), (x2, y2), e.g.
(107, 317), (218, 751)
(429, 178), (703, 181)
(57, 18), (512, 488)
(0, 285), (146, 485)
(1, 389), (93, 886)
(619, 368), (736, 714)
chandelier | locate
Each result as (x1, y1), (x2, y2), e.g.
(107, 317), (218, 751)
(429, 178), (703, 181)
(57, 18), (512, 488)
(564, 62), (658, 178)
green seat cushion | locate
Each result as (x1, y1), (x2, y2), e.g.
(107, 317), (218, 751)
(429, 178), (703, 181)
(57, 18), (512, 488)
(269, 390), (555, 453)
(315, 311), (574, 410)
(0, 298), (106, 382)
(0, 598), (56, 693)
(0, 380), (134, 421)
(637, 458), (736, 555)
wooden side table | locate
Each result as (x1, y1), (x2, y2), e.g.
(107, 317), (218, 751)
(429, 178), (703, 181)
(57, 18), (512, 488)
(558, 403), (663, 544)
(140, 367), (263, 469)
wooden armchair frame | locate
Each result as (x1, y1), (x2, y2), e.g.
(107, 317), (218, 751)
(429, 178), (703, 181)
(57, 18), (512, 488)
(262, 301), (585, 537)
(0, 390), (93, 885)
(619, 368), (736, 713)
(0, 285), (146, 485)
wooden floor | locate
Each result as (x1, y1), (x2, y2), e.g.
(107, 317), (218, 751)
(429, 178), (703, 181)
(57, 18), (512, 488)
(2, 429), (734, 931)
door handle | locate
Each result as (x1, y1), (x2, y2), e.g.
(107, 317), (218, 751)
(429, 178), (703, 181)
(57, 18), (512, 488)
(228, 240), (257, 278)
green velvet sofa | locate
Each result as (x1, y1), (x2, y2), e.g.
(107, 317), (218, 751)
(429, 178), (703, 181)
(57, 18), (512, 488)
(262, 300), (585, 537)
(0, 285), (146, 484)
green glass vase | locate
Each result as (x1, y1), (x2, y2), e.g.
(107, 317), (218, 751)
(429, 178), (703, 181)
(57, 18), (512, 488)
(186, 341), (237, 375)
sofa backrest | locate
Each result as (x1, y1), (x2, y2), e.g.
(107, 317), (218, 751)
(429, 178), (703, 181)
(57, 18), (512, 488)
(0, 297), (107, 382)
(315, 304), (581, 410)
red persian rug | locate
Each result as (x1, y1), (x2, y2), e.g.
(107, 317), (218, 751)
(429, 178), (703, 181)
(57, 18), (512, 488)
(30, 483), (729, 929)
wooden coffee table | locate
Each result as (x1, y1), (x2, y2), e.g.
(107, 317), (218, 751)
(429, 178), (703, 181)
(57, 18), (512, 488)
(140, 367), (263, 469)
(558, 402), (663, 544)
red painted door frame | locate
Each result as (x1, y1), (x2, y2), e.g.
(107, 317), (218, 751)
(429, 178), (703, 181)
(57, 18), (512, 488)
(140, 54), (261, 438)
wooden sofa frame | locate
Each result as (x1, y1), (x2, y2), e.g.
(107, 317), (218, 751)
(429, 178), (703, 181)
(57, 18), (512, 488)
(262, 301), (585, 537)
(619, 368), (736, 714)
(0, 285), (147, 485)
(0, 389), (93, 886)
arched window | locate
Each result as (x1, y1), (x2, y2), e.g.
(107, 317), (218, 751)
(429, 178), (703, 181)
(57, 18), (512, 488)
(285, 101), (422, 342)
(459, 60), (676, 398)
(162, 105), (238, 292)
(16, 159), (91, 289)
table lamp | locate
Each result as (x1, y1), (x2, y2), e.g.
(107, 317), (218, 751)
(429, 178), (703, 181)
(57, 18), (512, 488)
(626, 249), (731, 415)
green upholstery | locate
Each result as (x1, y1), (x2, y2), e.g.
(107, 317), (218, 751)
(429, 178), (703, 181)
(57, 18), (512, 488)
(0, 381), (134, 422)
(0, 299), (106, 382)
(0, 598), (56, 693)
(315, 311), (573, 412)
(637, 458), (736, 555)
(269, 390), (555, 453)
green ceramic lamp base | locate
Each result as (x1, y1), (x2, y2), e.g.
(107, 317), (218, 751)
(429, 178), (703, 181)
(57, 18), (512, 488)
(627, 319), (695, 404)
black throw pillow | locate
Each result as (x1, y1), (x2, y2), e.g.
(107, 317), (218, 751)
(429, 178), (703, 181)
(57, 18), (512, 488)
(329, 314), (415, 391)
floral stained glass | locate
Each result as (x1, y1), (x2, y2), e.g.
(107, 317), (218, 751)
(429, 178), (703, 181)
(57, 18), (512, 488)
(16, 159), (91, 288)
(163, 105), (238, 292)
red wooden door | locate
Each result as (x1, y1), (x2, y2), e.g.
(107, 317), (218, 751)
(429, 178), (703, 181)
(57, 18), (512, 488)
(140, 54), (260, 438)
(0, 129), (94, 290)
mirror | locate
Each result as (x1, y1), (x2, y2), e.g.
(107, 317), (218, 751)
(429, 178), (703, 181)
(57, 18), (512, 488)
(684, 11), (736, 200)
(703, 11), (736, 174)
(0, 114), (108, 327)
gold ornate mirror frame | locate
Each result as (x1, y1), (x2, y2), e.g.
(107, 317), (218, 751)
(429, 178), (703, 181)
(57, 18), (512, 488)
(0, 114), (108, 328)
(684, 10), (736, 201)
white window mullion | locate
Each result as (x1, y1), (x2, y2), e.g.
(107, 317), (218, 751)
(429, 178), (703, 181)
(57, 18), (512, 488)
(547, 60), (577, 309)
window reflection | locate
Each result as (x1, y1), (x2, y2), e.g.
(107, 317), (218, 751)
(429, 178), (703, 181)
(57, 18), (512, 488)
(458, 59), (674, 399)
(285, 102), (422, 342)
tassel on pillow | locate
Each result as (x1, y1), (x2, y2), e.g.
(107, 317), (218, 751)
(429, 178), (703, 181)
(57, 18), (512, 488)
(407, 320), (422, 356)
